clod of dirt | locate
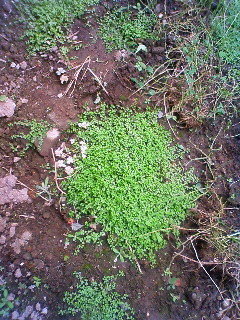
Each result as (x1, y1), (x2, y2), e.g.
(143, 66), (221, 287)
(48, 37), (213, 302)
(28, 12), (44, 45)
(0, 174), (30, 205)
(35, 128), (60, 157)
(0, 97), (16, 117)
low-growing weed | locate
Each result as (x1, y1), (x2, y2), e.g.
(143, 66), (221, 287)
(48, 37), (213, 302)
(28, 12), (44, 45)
(64, 105), (200, 263)
(0, 286), (14, 317)
(59, 272), (134, 320)
(10, 120), (50, 153)
(18, 0), (100, 53)
(99, 8), (158, 51)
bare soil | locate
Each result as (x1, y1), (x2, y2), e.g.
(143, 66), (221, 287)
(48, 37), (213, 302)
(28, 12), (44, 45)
(0, 1), (239, 320)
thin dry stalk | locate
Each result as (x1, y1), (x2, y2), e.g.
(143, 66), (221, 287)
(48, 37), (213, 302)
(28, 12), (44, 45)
(51, 148), (66, 195)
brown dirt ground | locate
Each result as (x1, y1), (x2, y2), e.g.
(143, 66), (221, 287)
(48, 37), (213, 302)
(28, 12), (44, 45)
(0, 1), (239, 320)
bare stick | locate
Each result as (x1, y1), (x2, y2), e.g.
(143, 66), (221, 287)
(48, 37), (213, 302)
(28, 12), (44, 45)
(51, 148), (66, 195)
(87, 67), (109, 95)
(163, 92), (179, 140)
(177, 253), (224, 265)
(191, 239), (224, 299)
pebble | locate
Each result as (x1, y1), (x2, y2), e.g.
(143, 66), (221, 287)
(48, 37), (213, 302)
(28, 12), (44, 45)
(21, 230), (32, 241)
(10, 62), (16, 68)
(36, 303), (41, 311)
(0, 97), (16, 117)
(41, 307), (48, 315)
(14, 268), (22, 278)
(0, 235), (6, 245)
(11, 311), (20, 320)
(9, 225), (16, 237)
(13, 157), (21, 163)
(20, 61), (27, 70)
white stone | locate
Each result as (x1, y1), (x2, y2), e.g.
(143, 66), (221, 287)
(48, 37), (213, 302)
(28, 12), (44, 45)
(0, 97), (16, 117)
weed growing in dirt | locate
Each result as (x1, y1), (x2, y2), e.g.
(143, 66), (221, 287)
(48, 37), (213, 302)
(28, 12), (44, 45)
(10, 120), (50, 152)
(60, 272), (134, 320)
(18, 0), (100, 53)
(211, 0), (240, 84)
(99, 8), (157, 51)
(0, 285), (14, 317)
(64, 105), (200, 262)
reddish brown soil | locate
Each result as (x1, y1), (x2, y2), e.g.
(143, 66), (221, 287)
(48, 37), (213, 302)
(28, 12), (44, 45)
(0, 1), (239, 320)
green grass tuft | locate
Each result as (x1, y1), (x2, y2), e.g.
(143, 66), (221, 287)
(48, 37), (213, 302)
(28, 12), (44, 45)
(65, 106), (200, 262)
(18, 0), (100, 53)
(99, 8), (158, 51)
(60, 272), (134, 320)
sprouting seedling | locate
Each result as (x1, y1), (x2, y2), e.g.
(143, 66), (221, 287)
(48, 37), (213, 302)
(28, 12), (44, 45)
(36, 177), (52, 201)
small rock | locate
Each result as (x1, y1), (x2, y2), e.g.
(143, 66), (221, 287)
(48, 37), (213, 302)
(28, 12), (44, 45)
(71, 222), (83, 231)
(18, 98), (29, 106)
(14, 268), (22, 278)
(157, 111), (164, 119)
(0, 235), (6, 245)
(35, 128), (61, 157)
(36, 303), (41, 311)
(11, 311), (20, 320)
(9, 225), (16, 238)
(50, 46), (58, 52)
(42, 212), (50, 219)
(0, 97), (16, 117)
(222, 317), (231, 320)
(19, 61), (27, 70)
(13, 157), (21, 163)
(10, 62), (16, 68)
(21, 230), (32, 241)
(41, 307), (48, 315)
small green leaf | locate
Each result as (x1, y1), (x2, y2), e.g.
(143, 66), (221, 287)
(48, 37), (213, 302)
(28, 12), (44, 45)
(0, 95), (7, 102)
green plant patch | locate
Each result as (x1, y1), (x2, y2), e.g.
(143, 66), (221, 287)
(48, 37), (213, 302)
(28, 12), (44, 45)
(60, 272), (134, 320)
(10, 120), (51, 152)
(99, 9), (158, 51)
(64, 105), (200, 262)
(18, 0), (100, 53)
(0, 286), (14, 317)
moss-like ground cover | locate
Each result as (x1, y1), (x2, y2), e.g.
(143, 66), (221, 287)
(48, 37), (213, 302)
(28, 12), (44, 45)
(65, 106), (200, 262)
